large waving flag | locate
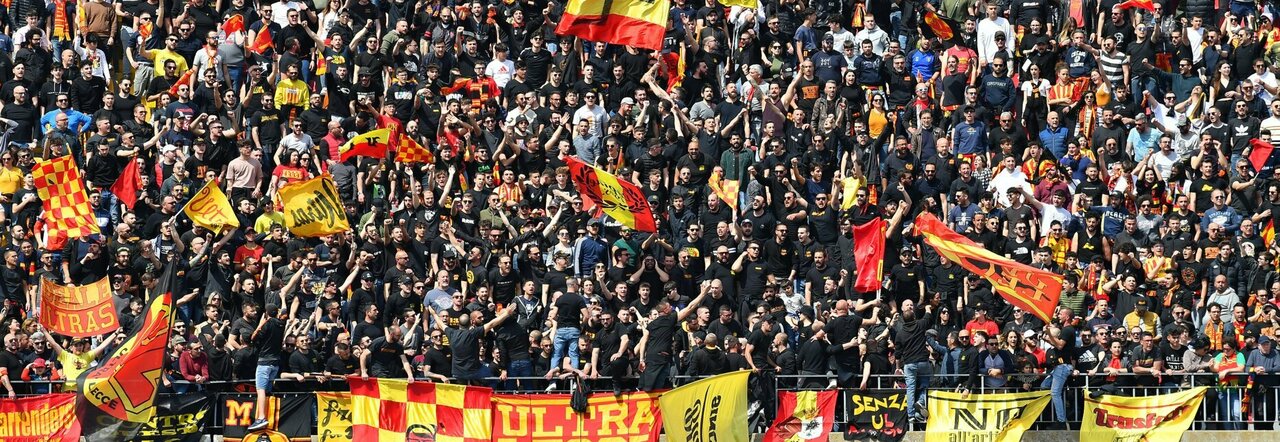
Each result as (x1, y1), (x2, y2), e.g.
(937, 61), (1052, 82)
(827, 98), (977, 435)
(915, 213), (1063, 322)
(554, 0), (669, 50)
(764, 390), (837, 442)
(249, 26), (274, 54)
(395, 133), (435, 164)
(340, 128), (393, 162)
(183, 179), (239, 232)
(654, 370), (750, 442)
(1116, 0), (1155, 10)
(34, 156), (100, 240)
(565, 156), (658, 232)
(853, 218), (887, 293)
(77, 263), (175, 439)
(349, 377), (492, 441)
(168, 69), (195, 97)
(222, 14), (245, 35)
(278, 174), (350, 237)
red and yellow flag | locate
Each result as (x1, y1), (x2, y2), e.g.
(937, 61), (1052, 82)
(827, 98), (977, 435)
(915, 213), (1063, 322)
(555, 0), (669, 50)
(566, 156), (658, 232)
(110, 157), (143, 210)
(853, 218), (886, 293)
(168, 69), (195, 97)
(1265, 219), (1276, 247)
(340, 128), (393, 162)
(78, 279), (173, 423)
(395, 134), (434, 164)
(250, 26), (274, 54)
(222, 14), (245, 35)
(708, 171), (740, 210)
(764, 391), (837, 442)
(349, 377), (492, 442)
(279, 175), (350, 238)
(33, 156), (100, 240)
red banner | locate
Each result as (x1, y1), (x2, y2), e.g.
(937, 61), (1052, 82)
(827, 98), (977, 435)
(492, 392), (660, 442)
(914, 213), (1062, 322)
(853, 218), (886, 293)
(0, 393), (80, 441)
(39, 276), (120, 338)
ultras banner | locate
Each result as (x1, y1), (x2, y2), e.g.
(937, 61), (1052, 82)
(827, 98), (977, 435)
(925, 390), (1050, 442)
(846, 390), (908, 442)
(491, 391), (661, 442)
(1080, 387), (1207, 442)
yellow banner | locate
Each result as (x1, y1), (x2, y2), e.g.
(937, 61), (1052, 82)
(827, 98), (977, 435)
(279, 175), (350, 237)
(1081, 387), (1206, 442)
(720, 0), (758, 7)
(316, 392), (352, 442)
(926, 390), (1050, 442)
(183, 180), (239, 232)
(658, 370), (750, 442)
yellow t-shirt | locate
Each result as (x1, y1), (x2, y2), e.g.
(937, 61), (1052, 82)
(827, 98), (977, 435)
(151, 49), (189, 76)
(0, 166), (23, 195)
(56, 350), (95, 391)
(255, 212), (285, 233)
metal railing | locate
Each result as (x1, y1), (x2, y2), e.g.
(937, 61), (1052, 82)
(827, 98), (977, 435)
(15, 371), (1280, 433)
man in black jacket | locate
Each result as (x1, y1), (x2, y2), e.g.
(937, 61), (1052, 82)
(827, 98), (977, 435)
(895, 299), (934, 423)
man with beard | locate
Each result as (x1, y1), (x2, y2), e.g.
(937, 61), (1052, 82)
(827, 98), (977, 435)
(428, 305), (516, 384)
(895, 299), (935, 423)
(636, 285), (709, 391)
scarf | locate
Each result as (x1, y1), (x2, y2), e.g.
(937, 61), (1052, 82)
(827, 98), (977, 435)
(53, 0), (70, 40)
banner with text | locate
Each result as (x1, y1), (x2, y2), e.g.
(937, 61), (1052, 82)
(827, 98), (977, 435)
(0, 393), (80, 441)
(220, 394), (313, 442)
(1080, 387), (1207, 442)
(492, 391), (660, 442)
(655, 370), (750, 442)
(846, 390), (908, 442)
(39, 276), (120, 338)
(316, 392), (353, 442)
(137, 393), (210, 442)
(279, 175), (351, 237)
(925, 390), (1050, 442)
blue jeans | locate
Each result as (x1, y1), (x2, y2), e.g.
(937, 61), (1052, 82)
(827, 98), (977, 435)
(506, 359), (533, 391)
(255, 364), (280, 393)
(1219, 388), (1244, 430)
(904, 361), (932, 420)
(1040, 364), (1073, 422)
(550, 327), (581, 372)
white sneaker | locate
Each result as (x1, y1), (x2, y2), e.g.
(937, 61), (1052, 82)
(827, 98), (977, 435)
(545, 381), (557, 392)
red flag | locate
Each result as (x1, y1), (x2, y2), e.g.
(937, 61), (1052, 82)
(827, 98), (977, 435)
(921, 11), (964, 46)
(221, 14), (245, 35)
(167, 69), (194, 97)
(1250, 138), (1276, 174)
(1117, 0), (1155, 10)
(853, 218), (886, 293)
(915, 213), (1063, 322)
(110, 157), (142, 209)
(249, 26), (273, 54)
(764, 391), (837, 442)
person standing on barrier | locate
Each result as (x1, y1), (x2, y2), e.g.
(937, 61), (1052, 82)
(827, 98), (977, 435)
(247, 304), (285, 432)
(894, 299), (935, 423)
(1040, 307), (1076, 429)
(1246, 335), (1280, 430)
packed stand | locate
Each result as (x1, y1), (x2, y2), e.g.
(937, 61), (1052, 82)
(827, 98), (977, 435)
(1, 0), (1280, 432)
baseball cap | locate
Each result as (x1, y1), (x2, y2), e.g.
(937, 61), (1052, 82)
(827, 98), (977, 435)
(32, 358), (46, 368)
(360, 271), (376, 281)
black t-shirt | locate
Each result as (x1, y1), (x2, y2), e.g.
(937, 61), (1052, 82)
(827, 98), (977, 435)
(366, 337), (405, 377)
(553, 292), (586, 329)
(324, 353), (357, 375)
(444, 326), (484, 377)
(643, 313), (677, 363)
(253, 317), (285, 365)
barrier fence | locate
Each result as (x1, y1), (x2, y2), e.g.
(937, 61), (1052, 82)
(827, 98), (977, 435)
(12, 372), (1279, 436)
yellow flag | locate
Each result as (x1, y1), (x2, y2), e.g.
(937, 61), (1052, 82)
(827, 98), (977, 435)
(658, 370), (750, 442)
(926, 390), (1050, 442)
(183, 180), (239, 232)
(720, 0), (758, 8)
(279, 174), (350, 237)
(1081, 387), (1206, 442)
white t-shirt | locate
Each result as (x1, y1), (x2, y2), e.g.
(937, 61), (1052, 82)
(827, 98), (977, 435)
(485, 59), (515, 89)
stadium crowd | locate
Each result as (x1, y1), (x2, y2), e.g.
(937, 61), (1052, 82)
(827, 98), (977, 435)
(0, 0), (1279, 432)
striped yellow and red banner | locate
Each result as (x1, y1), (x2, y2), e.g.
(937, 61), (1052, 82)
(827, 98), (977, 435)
(33, 156), (100, 240)
(554, 0), (669, 50)
(349, 377), (492, 442)
(566, 156), (658, 232)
